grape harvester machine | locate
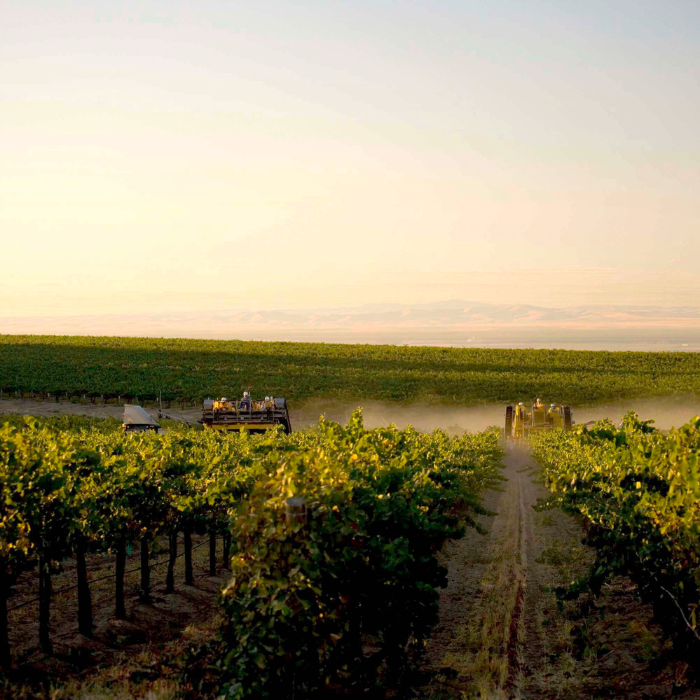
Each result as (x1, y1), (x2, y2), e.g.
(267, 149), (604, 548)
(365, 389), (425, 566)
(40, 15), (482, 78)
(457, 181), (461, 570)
(504, 399), (572, 440)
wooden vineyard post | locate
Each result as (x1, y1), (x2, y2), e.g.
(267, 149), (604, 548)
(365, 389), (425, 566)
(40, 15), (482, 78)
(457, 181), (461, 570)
(76, 539), (93, 636)
(286, 497), (307, 527)
(38, 555), (52, 654)
(222, 533), (231, 570)
(184, 528), (194, 586)
(209, 527), (216, 576)
(165, 531), (177, 594)
(140, 537), (151, 602)
(115, 540), (127, 619)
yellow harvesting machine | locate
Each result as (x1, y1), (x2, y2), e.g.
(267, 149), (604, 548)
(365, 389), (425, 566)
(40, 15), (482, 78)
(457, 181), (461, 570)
(504, 399), (572, 440)
(200, 396), (292, 434)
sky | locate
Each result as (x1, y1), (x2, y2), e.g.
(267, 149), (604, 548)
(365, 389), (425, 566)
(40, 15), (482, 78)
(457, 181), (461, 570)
(2, 0), (699, 318)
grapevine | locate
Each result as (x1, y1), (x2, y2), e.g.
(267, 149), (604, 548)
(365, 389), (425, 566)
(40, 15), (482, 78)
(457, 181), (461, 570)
(1, 334), (699, 405)
(0, 412), (502, 693)
(531, 413), (700, 651)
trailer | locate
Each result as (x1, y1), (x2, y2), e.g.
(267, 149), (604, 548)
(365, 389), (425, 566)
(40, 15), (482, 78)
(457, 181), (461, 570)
(200, 396), (292, 434)
(122, 404), (161, 433)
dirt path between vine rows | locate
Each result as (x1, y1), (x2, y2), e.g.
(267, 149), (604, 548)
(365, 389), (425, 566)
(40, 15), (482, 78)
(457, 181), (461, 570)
(421, 445), (550, 697)
(421, 447), (700, 699)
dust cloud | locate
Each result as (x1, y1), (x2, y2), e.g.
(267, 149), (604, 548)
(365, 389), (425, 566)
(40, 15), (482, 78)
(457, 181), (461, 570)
(0, 397), (698, 435)
(291, 401), (513, 434)
(292, 398), (700, 434)
(573, 398), (700, 431)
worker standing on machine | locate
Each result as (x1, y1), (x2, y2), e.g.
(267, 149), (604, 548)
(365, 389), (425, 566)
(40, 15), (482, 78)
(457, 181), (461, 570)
(240, 391), (251, 410)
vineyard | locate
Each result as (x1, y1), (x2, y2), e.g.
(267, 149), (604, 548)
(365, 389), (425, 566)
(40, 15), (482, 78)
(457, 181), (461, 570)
(5, 371), (700, 697)
(0, 412), (502, 697)
(532, 413), (700, 653)
(2, 334), (700, 406)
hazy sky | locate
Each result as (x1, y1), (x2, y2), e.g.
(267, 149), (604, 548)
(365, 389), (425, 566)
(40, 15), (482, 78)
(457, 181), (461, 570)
(2, 0), (699, 316)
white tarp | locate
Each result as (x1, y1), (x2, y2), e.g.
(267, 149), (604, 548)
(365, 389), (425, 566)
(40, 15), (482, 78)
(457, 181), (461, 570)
(122, 404), (160, 427)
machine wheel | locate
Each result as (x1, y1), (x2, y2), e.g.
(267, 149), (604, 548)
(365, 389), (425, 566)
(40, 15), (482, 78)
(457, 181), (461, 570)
(504, 405), (514, 440)
(281, 408), (292, 434)
(564, 406), (572, 431)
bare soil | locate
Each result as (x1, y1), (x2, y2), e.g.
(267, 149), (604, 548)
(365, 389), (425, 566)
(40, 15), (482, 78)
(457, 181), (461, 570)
(3, 534), (224, 698)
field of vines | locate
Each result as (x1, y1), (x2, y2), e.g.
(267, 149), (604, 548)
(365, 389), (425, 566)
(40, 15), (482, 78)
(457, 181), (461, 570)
(532, 413), (700, 653)
(1, 334), (700, 406)
(0, 412), (502, 697)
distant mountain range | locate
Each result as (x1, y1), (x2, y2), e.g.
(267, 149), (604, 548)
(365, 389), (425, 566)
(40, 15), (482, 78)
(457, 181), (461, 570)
(3, 301), (700, 351)
(181, 302), (700, 329)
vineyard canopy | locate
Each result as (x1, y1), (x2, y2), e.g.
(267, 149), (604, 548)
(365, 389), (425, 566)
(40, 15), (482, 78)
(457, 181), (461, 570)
(1, 334), (700, 406)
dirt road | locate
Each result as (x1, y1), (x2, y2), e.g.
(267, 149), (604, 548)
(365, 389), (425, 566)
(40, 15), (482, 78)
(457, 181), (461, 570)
(423, 445), (579, 697)
(422, 447), (693, 699)
(0, 397), (202, 423)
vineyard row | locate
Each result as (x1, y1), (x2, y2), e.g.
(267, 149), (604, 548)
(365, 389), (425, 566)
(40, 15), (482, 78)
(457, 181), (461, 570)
(3, 334), (700, 406)
(532, 413), (700, 654)
(0, 413), (503, 696)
